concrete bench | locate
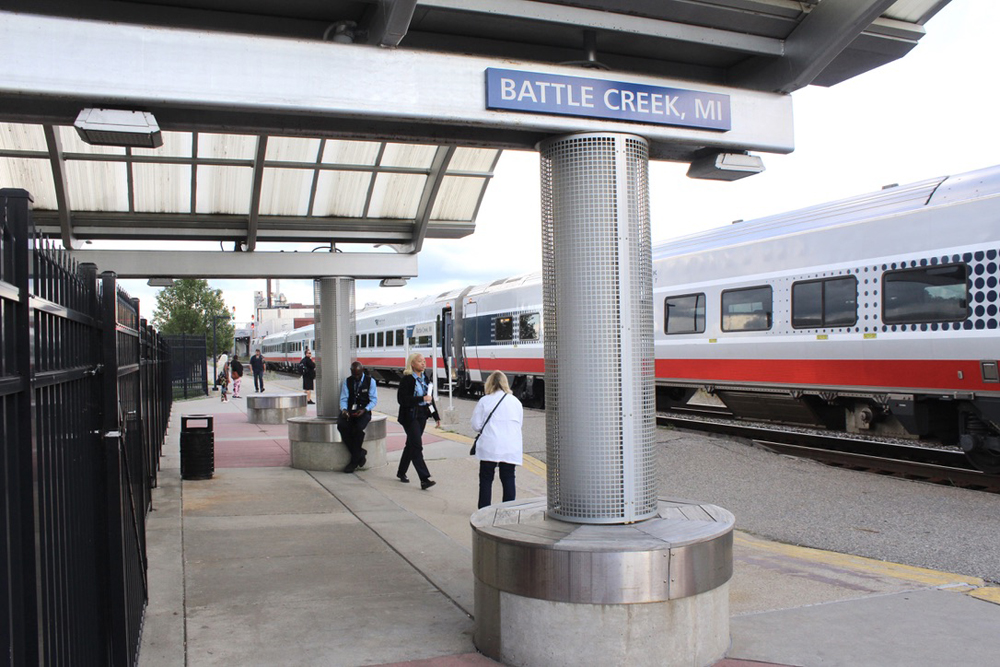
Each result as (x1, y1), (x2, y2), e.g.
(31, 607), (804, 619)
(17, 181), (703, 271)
(246, 393), (307, 424)
(288, 414), (388, 471)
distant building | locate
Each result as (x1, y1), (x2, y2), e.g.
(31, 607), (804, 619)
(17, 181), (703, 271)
(252, 289), (314, 339)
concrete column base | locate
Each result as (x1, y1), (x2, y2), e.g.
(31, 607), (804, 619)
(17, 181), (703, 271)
(287, 414), (387, 471)
(471, 497), (734, 667)
(246, 393), (307, 424)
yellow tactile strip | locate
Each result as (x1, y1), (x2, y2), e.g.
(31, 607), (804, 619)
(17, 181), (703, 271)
(516, 453), (1000, 605)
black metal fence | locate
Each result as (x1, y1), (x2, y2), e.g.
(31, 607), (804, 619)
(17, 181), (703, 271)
(164, 333), (209, 399)
(1, 189), (171, 666)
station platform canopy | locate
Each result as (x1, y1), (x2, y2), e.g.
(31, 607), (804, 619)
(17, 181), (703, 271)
(0, 0), (951, 278)
(0, 123), (499, 251)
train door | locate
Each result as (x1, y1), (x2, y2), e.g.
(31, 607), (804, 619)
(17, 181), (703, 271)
(441, 307), (453, 384)
(465, 299), (483, 385)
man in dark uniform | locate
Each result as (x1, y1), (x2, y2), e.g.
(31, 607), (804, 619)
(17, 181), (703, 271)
(249, 349), (266, 392)
(338, 361), (378, 473)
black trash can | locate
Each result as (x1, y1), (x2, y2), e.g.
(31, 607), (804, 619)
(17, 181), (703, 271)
(180, 414), (215, 480)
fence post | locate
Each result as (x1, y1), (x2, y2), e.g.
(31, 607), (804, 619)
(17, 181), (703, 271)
(1, 188), (40, 665)
(182, 332), (189, 399)
(100, 271), (130, 667)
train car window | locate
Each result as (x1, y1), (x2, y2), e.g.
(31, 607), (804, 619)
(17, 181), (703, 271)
(355, 335), (360, 348)
(367, 333), (375, 347)
(495, 316), (514, 342)
(519, 313), (540, 340)
(664, 294), (705, 334)
(792, 277), (858, 328)
(408, 333), (432, 347)
(360, 334), (367, 348)
(395, 329), (404, 346)
(721, 286), (772, 332)
(883, 264), (969, 324)
(376, 331), (384, 347)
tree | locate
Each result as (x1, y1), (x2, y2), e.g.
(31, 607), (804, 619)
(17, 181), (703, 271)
(153, 279), (234, 357)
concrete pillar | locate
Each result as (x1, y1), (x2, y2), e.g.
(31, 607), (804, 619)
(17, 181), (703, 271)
(288, 278), (387, 472)
(314, 277), (355, 419)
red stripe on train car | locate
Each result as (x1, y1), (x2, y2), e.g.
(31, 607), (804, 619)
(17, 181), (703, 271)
(654, 358), (996, 392)
(357, 356), (407, 368)
(465, 357), (546, 374)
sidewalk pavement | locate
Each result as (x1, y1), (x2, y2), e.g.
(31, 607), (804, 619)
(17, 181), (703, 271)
(140, 389), (1000, 667)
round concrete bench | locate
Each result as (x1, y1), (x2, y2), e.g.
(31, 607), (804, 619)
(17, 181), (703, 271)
(246, 393), (307, 424)
(288, 414), (388, 471)
(471, 496), (734, 666)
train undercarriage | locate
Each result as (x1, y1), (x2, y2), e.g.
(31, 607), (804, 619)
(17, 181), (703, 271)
(656, 385), (1000, 473)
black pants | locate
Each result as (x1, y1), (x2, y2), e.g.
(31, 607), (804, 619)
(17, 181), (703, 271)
(397, 416), (431, 482)
(252, 370), (264, 392)
(478, 461), (516, 509)
(337, 411), (371, 465)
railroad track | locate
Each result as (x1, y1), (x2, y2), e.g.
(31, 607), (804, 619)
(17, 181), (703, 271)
(658, 412), (1000, 493)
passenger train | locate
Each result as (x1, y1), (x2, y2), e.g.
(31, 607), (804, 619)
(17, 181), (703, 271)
(255, 165), (1000, 472)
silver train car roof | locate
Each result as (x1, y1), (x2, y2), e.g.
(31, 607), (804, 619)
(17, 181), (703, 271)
(652, 164), (1000, 260)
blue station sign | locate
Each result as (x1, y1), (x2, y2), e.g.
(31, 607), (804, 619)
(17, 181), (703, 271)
(486, 68), (731, 132)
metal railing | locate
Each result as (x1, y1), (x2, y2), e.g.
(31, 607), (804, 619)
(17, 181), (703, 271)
(1, 189), (171, 666)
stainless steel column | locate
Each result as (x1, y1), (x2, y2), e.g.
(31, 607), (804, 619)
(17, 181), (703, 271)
(314, 277), (356, 419)
(539, 133), (656, 524)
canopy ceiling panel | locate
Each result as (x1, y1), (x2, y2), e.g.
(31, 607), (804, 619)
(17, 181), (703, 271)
(0, 120), (501, 252)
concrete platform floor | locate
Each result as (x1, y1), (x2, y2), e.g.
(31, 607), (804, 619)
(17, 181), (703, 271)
(141, 388), (1000, 667)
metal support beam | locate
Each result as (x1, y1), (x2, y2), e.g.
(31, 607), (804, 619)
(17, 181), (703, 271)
(732, 0), (899, 93)
(421, 0), (784, 57)
(366, 0), (418, 47)
(247, 135), (268, 251)
(0, 12), (794, 160)
(410, 145), (455, 253)
(66, 249), (418, 279)
(42, 125), (75, 249)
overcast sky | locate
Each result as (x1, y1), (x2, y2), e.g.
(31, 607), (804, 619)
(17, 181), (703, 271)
(123, 2), (998, 324)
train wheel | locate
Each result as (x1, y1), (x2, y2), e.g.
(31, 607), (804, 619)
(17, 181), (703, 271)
(960, 431), (1000, 473)
(964, 448), (1000, 474)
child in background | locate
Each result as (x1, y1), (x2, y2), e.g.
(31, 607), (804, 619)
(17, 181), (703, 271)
(218, 362), (230, 402)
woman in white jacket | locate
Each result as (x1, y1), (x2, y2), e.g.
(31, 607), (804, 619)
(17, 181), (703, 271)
(471, 371), (524, 509)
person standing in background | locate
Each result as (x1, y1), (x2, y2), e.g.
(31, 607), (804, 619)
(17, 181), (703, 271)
(249, 349), (266, 392)
(300, 348), (316, 405)
(471, 371), (523, 508)
(218, 359), (230, 403)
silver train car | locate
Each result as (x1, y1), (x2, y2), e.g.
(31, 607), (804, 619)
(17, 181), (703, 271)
(256, 327), (315, 372)
(259, 164), (1000, 471)
(653, 165), (1000, 471)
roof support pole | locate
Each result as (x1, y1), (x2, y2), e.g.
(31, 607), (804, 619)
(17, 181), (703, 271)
(314, 277), (356, 420)
(539, 133), (656, 525)
(472, 133), (733, 667)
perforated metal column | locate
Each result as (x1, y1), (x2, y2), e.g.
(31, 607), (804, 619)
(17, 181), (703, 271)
(314, 277), (356, 419)
(540, 133), (656, 524)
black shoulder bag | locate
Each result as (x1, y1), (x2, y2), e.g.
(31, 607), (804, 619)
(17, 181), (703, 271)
(470, 394), (507, 456)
